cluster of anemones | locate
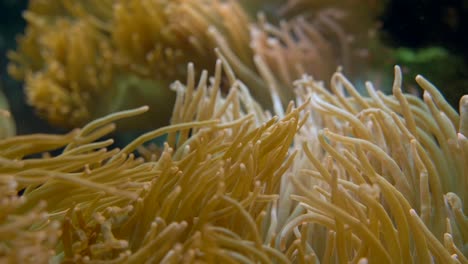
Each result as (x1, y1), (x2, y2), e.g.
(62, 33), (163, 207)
(3, 0), (467, 263)
(1, 57), (467, 262)
(7, 0), (386, 128)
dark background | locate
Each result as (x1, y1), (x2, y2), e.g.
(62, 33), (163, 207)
(382, 0), (468, 56)
(1, 0), (467, 135)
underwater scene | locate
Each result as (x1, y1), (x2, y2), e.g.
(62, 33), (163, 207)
(0, 0), (467, 263)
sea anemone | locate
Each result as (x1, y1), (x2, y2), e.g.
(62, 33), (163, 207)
(3, 1), (467, 263)
(8, 0), (387, 129)
(279, 66), (468, 262)
(1, 57), (467, 262)
(1, 60), (304, 262)
(7, 0), (258, 128)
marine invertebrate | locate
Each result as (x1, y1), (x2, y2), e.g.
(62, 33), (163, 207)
(1, 61), (305, 262)
(8, 0), (388, 129)
(279, 0), (390, 80)
(0, 176), (60, 263)
(8, 1), (174, 128)
(8, 0), (259, 128)
(276, 66), (468, 262)
(2, 57), (467, 262)
(3, 1), (466, 258)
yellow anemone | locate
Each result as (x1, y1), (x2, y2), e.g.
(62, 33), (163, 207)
(9, 0), (387, 129)
(1, 60), (467, 262)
